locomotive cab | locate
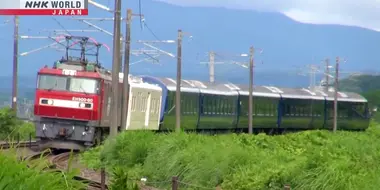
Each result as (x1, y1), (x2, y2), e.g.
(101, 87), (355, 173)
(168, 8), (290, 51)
(33, 58), (108, 150)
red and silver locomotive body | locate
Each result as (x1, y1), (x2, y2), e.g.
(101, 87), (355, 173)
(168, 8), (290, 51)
(34, 62), (113, 150)
(33, 35), (164, 150)
(33, 36), (115, 150)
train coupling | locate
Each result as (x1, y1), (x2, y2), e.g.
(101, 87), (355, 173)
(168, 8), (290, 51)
(58, 128), (67, 137)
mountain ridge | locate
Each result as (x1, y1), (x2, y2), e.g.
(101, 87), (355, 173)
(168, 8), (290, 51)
(1, 0), (379, 87)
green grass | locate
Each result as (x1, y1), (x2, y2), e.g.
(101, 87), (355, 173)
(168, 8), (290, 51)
(80, 121), (380, 190)
(0, 149), (86, 190)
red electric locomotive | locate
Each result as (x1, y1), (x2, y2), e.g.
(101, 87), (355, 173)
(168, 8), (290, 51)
(33, 36), (116, 150)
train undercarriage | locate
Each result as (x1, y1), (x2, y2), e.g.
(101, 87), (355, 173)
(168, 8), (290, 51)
(34, 117), (108, 151)
(34, 116), (367, 151)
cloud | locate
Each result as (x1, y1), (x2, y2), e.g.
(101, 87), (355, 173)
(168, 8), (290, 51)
(154, 0), (380, 31)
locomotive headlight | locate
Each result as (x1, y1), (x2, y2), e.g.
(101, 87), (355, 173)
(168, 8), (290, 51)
(79, 103), (86, 108)
(47, 99), (53, 105)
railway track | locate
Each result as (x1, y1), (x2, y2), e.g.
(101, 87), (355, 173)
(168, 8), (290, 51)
(48, 151), (109, 190)
(0, 140), (38, 149)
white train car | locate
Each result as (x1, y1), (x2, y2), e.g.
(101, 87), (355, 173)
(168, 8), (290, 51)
(119, 73), (163, 130)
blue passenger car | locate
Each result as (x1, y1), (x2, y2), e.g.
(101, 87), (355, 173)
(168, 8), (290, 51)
(141, 76), (370, 132)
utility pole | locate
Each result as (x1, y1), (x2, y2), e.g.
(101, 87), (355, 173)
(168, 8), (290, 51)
(121, 9), (132, 130)
(199, 51), (224, 83)
(325, 58), (330, 91)
(12, 16), (19, 113)
(120, 35), (124, 71)
(110, 0), (122, 138)
(209, 51), (215, 83)
(310, 65), (317, 91)
(176, 29), (183, 132)
(248, 46), (254, 134)
(333, 56), (339, 132)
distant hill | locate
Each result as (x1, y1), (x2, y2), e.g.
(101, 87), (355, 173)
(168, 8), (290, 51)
(2, 0), (380, 81)
(339, 75), (380, 117)
(339, 75), (380, 93)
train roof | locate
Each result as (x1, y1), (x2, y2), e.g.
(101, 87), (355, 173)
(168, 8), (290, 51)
(119, 73), (162, 91)
(140, 76), (367, 103)
(38, 67), (112, 80)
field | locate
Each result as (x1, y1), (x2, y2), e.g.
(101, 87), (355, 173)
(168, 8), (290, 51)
(2, 105), (380, 190)
(80, 120), (380, 190)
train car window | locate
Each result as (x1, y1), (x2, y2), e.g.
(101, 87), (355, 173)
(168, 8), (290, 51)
(151, 98), (155, 114)
(203, 96), (209, 114)
(217, 96), (221, 115)
(137, 92), (143, 112)
(224, 98), (231, 115)
(213, 96), (217, 115)
(38, 74), (68, 91)
(186, 96), (189, 115)
(220, 97), (223, 115)
(212, 96), (216, 115)
(192, 97), (196, 114)
(291, 105), (295, 116)
(268, 101), (272, 116)
(131, 96), (136, 112)
(211, 96), (215, 115)
(218, 96), (221, 115)
(143, 96), (148, 112)
(270, 102), (273, 116)
(283, 103), (289, 116)
(298, 105), (302, 117)
(223, 98), (226, 115)
(349, 102), (365, 118)
(228, 98), (231, 115)
(181, 96), (185, 114)
(219, 98), (223, 115)
(203, 96), (207, 114)
(142, 94), (145, 112)
(137, 92), (142, 112)
(298, 104), (302, 116)
(232, 99), (236, 116)
(217, 96), (220, 115)
(155, 98), (159, 114)
(225, 98), (228, 115)
(337, 102), (348, 118)
(210, 96), (213, 115)
(141, 96), (145, 112)
(353, 103), (365, 118)
(189, 97), (192, 115)
(156, 98), (159, 114)
(187, 96), (191, 115)
(191, 98), (195, 115)
(255, 101), (260, 116)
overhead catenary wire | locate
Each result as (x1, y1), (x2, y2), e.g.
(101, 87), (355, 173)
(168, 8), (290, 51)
(51, 17), (72, 36)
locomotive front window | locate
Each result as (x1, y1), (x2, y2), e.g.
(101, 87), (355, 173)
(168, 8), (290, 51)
(38, 74), (99, 94)
(38, 75), (68, 91)
(69, 78), (99, 94)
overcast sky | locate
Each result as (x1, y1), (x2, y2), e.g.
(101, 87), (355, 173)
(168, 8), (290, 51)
(155, 0), (380, 31)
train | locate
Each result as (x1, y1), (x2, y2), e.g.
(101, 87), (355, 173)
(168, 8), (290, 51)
(32, 36), (371, 150)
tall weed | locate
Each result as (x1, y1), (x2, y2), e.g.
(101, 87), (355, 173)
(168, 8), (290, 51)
(82, 120), (380, 190)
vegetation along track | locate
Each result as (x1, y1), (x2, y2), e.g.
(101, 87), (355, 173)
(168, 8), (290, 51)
(49, 151), (110, 189)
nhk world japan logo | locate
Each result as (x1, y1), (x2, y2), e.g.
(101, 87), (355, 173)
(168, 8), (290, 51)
(0, 0), (88, 15)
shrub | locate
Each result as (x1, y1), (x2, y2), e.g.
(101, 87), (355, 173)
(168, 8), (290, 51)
(0, 107), (35, 141)
(81, 121), (380, 190)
